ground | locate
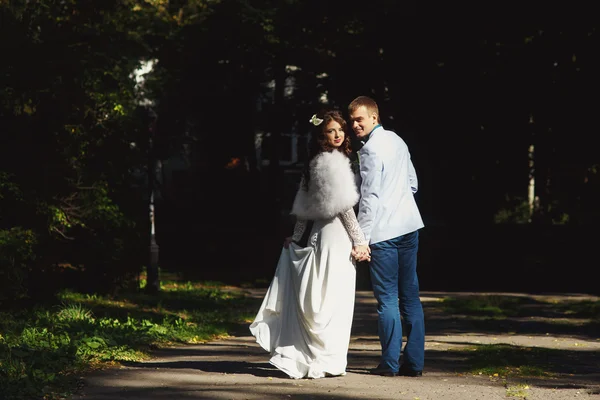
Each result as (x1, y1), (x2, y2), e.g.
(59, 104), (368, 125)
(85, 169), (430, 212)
(73, 288), (600, 400)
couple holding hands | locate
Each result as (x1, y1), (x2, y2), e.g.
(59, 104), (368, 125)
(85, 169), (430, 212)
(250, 96), (425, 379)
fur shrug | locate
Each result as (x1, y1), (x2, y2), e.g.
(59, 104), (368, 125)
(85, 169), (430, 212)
(290, 150), (359, 220)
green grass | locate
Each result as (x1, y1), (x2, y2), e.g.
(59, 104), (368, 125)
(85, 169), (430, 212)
(441, 295), (600, 320)
(438, 294), (600, 381)
(551, 300), (600, 320)
(465, 344), (556, 378)
(0, 279), (261, 400)
(441, 295), (528, 318)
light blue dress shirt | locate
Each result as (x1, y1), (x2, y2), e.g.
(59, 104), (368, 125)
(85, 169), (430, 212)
(357, 126), (424, 244)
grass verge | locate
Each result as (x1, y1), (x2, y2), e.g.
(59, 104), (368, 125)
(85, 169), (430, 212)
(0, 279), (261, 400)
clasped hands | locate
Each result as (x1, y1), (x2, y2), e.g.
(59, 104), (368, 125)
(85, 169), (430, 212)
(352, 244), (371, 262)
(284, 237), (370, 262)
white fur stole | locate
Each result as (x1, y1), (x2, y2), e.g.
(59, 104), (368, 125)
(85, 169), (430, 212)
(290, 150), (359, 220)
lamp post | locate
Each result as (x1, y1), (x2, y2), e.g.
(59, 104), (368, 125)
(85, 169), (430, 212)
(132, 59), (160, 294)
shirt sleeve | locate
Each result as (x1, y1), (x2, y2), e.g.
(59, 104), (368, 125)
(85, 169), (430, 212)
(339, 208), (368, 246)
(357, 149), (383, 243)
(409, 159), (418, 194)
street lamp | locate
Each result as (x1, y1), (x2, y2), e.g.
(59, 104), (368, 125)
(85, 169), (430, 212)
(132, 59), (160, 294)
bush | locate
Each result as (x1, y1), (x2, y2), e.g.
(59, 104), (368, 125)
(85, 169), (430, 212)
(0, 227), (37, 306)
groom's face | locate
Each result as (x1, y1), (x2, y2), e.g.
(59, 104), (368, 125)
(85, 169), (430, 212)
(349, 106), (378, 139)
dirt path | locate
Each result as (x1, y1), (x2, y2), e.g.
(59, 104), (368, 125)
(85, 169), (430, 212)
(73, 289), (600, 400)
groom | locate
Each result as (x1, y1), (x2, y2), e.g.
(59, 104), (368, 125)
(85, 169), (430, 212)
(349, 96), (425, 377)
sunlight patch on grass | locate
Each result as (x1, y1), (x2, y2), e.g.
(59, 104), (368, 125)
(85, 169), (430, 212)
(464, 344), (556, 379)
(549, 300), (600, 320)
(1, 280), (260, 400)
(160, 280), (228, 292)
(60, 291), (141, 313)
(441, 295), (527, 317)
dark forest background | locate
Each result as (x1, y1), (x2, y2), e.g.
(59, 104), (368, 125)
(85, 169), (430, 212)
(2, 1), (599, 305)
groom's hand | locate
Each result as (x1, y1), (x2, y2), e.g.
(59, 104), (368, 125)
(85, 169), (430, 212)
(352, 244), (371, 262)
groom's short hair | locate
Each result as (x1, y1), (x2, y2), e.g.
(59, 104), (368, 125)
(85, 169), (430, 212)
(348, 96), (380, 123)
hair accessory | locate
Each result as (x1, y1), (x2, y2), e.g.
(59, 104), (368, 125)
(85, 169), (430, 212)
(309, 114), (323, 126)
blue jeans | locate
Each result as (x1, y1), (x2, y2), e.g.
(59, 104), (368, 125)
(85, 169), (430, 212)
(369, 230), (424, 372)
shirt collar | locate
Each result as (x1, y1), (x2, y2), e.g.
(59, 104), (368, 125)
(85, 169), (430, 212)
(359, 124), (382, 147)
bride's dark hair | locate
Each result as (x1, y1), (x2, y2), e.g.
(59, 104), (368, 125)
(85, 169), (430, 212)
(301, 109), (352, 190)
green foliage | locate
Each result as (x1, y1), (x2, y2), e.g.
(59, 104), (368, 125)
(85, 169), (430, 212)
(441, 295), (528, 318)
(494, 195), (572, 225)
(0, 172), (22, 203)
(0, 0), (161, 298)
(467, 344), (554, 378)
(0, 228), (37, 305)
(552, 300), (600, 320)
(0, 280), (258, 399)
(56, 303), (94, 322)
(494, 197), (531, 224)
(0, 0), (597, 333)
(0, 324), (77, 400)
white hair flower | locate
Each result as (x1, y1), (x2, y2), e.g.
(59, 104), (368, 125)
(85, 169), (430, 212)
(309, 114), (324, 126)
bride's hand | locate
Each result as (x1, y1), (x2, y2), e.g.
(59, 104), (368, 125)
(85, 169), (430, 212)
(283, 236), (293, 249)
(352, 245), (371, 262)
(353, 253), (370, 262)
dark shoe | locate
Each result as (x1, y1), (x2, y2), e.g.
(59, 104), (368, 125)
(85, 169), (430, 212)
(369, 366), (398, 377)
(398, 366), (422, 377)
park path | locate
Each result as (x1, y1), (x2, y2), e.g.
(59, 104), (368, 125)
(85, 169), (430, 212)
(73, 289), (600, 400)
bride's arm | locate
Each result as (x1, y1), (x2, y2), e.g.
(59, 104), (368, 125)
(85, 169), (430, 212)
(290, 218), (307, 243)
(339, 208), (368, 246)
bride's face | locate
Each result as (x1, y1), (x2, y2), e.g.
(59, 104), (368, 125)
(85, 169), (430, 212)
(323, 120), (345, 148)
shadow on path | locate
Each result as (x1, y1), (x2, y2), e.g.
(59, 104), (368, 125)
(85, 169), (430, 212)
(121, 359), (289, 379)
(73, 289), (600, 400)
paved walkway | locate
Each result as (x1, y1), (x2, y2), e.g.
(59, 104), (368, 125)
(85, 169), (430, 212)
(73, 289), (600, 400)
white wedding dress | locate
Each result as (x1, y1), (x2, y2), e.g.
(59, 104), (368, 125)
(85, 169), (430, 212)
(249, 209), (366, 379)
(250, 150), (366, 379)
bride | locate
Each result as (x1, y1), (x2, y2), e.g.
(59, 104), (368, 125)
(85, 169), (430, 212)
(249, 109), (369, 379)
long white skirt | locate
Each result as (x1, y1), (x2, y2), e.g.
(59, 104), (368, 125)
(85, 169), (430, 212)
(249, 216), (357, 379)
